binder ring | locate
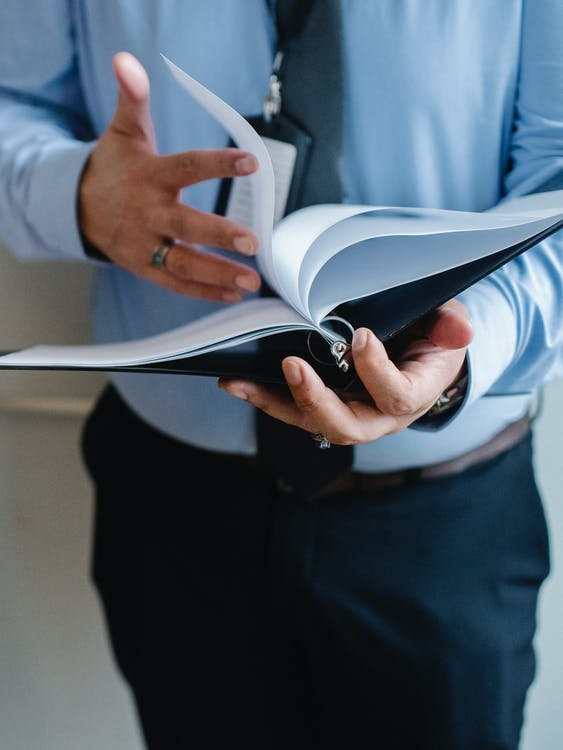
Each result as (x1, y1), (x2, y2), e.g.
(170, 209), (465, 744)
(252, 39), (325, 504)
(306, 315), (354, 370)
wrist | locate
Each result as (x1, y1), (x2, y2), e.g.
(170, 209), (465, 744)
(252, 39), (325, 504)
(425, 359), (469, 419)
(80, 231), (110, 262)
(77, 153), (111, 262)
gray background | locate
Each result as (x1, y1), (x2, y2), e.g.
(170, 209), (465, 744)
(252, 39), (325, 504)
(0, 245), (560, 748)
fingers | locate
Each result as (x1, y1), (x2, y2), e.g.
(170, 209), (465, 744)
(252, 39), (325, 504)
(162, 242), (260, 293)
(150, 204), (259, 255)
(424, 299), (473, 350)
(221, 313), (472, 446)
(219, 357), (398, 444)
(83, 55), (261, 302)
(218, 363), (318, 428)
(145, 266), (244, 303)
(154, 148), (258, 191)
(109, 229), (259, 302)
(111, 52), (155, 147)
(352, 328), (411, 414)
(352, 324), (469, 420)
(352, 328), (435, 416)
(219, 378), (304, 426)
(281, 358), (385, 443)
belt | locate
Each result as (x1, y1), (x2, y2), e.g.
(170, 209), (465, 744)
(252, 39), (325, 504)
(222, 416), (531, 499)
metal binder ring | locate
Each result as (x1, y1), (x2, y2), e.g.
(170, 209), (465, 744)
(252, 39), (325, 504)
(306, 315), (355, 369)
(322, 315), (355, 340)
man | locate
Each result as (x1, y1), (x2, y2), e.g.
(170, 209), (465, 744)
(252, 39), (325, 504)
(0, 2), (561, 748)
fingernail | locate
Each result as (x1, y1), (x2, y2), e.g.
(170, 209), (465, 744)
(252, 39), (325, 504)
(220, 381), (255, 401)
(226, 386), (249, 401)
(222, 291), (242, 303)
(353, 328), (368, 351)
(235, 156), (257, 175)
(283, 360), (302, 386)
(235, 274), (259, 292)
(233, 236), (257, 255)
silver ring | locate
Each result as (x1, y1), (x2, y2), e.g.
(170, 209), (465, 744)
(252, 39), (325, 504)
(310, 432), (331, 450)
(151, 239), (173, 268)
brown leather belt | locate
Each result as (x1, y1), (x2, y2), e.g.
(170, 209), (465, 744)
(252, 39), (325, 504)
(222, 416), (531, 498)
(312, 415), (532, 498)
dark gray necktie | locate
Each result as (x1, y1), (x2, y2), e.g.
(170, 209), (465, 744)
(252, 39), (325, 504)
(277, 0), (344, 206)
(256, 0), (354, 498)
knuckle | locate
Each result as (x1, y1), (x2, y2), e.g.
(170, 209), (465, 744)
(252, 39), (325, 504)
(178, 152), (198, 176)
(174, 250), (195, 279)
(194, 287), (220, 302)
(295, 392), (319, 412)
(170, 212), (190, 240)
(386, 393), (414, 416)
(210, 221), (235, 249)
(219, 152), (235, 174)
(220, 149), (242, 175)
(253, 395), (273, 414)
(332, 431), (355, 446)
(185, 284), (214, 301)
(175, 281), (218, 302)
(221, 268), (239, 288)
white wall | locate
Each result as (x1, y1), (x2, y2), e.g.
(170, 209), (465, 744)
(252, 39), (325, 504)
(0, 243), (561, 748)
(0, 247), (144, 749)
(521, 380), (563, 749)
(0, 409), (144, 750)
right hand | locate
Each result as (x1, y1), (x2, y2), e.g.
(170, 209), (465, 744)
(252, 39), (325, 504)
(78, 51), (261, 303)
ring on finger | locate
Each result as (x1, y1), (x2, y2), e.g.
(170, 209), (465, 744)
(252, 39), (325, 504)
(151, 238), (174, 268)
(310, 432), (331, 450)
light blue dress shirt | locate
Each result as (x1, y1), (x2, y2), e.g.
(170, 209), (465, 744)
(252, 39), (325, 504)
(1, 0), (563, 470)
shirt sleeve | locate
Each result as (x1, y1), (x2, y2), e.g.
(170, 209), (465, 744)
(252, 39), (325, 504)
(449, 0), (563, 418)
(0, 0), (96, 262)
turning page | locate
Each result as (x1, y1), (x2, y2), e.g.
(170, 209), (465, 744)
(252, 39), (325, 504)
(162, 56), (282, 292)
(299, 200), (563, 323)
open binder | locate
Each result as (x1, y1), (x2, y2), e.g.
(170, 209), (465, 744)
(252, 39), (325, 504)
(1, 57), (563, 388)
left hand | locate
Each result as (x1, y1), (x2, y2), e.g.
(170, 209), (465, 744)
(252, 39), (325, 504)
(218, 299), (473, 445)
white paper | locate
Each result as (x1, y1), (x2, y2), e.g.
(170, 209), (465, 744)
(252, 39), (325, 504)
(0, 298), (328, 368)
(297, 204), (563, 321)
(307, 213), (563, 322)
(489, 189), (563, 215)
(271, 204), (372, 314)
(161, 56), (280, 292)
(225, 137), (298, 227)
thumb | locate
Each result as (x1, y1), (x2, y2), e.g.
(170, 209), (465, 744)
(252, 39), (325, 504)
(111, 52), (155, 148)
(425, 299), (474, 350)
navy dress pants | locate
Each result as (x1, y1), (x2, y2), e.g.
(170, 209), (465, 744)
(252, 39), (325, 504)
(82, 387), (550, 750)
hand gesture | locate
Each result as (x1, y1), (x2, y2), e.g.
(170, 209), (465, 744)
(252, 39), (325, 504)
(78, 52), (261, 302)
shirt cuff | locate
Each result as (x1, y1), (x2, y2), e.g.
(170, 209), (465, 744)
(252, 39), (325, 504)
(410, 279), (517, 432)
(27, 139), (96, 261)
(456, 279), (518, 408)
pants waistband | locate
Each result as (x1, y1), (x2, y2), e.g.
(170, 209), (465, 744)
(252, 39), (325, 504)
(96, 386), (531, 499)
(223, 416), (531, 498)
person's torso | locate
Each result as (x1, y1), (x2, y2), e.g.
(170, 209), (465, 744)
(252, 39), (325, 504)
(73, 0), (531, 465)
